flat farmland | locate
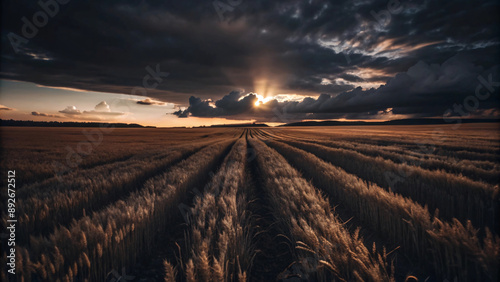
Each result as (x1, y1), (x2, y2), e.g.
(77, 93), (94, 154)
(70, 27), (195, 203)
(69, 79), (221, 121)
(1, 124), (499, 281)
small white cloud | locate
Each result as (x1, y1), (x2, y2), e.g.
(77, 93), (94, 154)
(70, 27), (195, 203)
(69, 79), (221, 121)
(94, 101), (111, 112)
(321, 78), (332, 85)
(59, 102), (124, 118)
(0, 104), (14, 111)
(59, 106), (82, 115)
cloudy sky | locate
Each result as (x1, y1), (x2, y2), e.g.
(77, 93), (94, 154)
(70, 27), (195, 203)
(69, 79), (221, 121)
(1, 0), (499, 126)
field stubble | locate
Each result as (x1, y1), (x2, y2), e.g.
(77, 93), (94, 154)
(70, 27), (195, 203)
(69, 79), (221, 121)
(1, 125), (498, 281)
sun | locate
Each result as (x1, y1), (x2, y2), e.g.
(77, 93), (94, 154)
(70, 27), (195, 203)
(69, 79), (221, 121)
(253, 94), (271, 107)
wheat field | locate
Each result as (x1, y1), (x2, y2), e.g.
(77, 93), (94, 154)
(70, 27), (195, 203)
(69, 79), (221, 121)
(1, 124), (499, 281)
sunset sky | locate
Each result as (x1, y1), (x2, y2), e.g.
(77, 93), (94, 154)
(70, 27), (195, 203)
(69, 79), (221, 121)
(1, 0), (499, 127)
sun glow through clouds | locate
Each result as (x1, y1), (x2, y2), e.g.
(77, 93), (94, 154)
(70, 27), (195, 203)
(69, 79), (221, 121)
(254, 94), (272, 106)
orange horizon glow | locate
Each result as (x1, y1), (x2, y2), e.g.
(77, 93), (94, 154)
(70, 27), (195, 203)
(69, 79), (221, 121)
(0, 79), (430, 129)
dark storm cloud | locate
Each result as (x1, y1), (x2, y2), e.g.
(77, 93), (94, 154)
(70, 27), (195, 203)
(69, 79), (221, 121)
(1, 0), (499, 118)
(174, 56), (500, 121)
(136, 98), (165, 105)
(174, 90), (258, 117)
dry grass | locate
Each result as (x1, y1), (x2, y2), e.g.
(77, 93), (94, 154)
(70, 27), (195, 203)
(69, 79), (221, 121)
(268, 139), (499, 281)
(0, 127), (236, 186)
(278, 138), (499, 231)
(169, 138), (255, 281)
(12, 141), (214, 244)
(272, 124), (500, 154)
(249, 137), (393, 281)
(4, 126), (498, 281)
(277, 133), (500, 184)
(14, 140), (233, 281)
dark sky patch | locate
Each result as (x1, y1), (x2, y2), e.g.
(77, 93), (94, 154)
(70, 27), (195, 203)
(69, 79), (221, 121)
(1, 0), (499, 120)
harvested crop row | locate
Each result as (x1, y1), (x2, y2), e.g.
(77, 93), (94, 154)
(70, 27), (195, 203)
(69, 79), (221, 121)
(268, 139), (499, 281)
(260, 130), (500, 181)
(166, 138), (254, 281)
(337, 137), (496, 173)
(264, 129), (500, 164)
(12, 141), (217, 244)
(16, 137), (224, 200)
(280, 138), (499, 231)
(0, 150), (138, 189)
(376, 145), (500, 172)
(254, 129), (274, 139)
(238, 129), (245, 138)
(249, 138), (393, 281)
(274, 133), (499, 184)
(279, 128), (500, 155)
(0, 128), (237, 189)
(337, 136), (500, 162)
(14, 140), (234, 281)
(267, 127), (500, 161)
(252, 129), (268, 139)
(339, 138), (500, 173)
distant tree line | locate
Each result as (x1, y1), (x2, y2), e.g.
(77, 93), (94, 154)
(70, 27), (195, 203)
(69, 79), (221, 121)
(209, 123), (269, 128)
(0, 119), (154, 128)
(281, 118), (500, 127)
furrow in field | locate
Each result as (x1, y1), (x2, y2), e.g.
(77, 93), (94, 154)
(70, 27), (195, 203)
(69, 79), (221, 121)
(259, 129), (284, 139)
(131, 139), (242, 281)
(255, 128), (273, 140)
(78, 153), (137, 170)
(254, 128), (269, 139)
(271, 133), (500, 184)
(16, 137), (224, 199)
(0, 151), (139, 189)
(279, 138), (499, 232)
(263, 129), (500, 180)
(268, 129), (500, 163)
(248, 137), (393, 281)
(232, 128), (241, 138)
(339, 136), (500, 162)
(338, 138), (500, 172)
(267, 139), (499, 281)
(366, 140), (499, 164)
(13, 141), (220, 245)
(280, 128), (500, 154)
(246, 133), (294, 281)
(15, 140), (235, 281)
(250, 128), (260, 138)
(164, 138), (255, 281)
(238, 129), (245, 138)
